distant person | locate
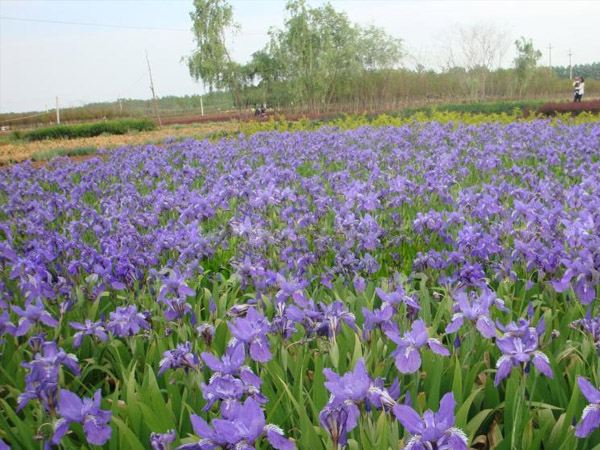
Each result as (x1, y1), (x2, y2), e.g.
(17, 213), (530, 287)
(573, 77), (585, 102)
(578, 77), (585, 102)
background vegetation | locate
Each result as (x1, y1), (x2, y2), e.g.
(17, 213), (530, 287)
(1, 0), (598, 129)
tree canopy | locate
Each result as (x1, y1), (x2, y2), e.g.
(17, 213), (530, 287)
(187, 0), (403, 110)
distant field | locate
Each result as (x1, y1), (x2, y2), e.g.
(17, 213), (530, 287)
(2, 100), (599, 166)
(0, 122), (238, 165)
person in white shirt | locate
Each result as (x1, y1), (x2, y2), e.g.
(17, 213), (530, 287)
(578, 77), (585, 102)
(573, 77), (585, 102)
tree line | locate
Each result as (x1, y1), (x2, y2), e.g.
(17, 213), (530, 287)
(186, 0), (598, 113)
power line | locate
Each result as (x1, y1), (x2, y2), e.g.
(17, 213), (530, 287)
(0, 16), (189, 32)
(0, 112), (49, 124)
(0, 16), (268, 35)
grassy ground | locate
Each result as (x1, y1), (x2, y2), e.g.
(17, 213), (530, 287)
(0, 121), (239, 165)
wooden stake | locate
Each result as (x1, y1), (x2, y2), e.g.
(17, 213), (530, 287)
(146, 51), (162, 126)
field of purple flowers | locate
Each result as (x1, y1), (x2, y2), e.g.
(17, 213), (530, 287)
(1, 119), (600, 449)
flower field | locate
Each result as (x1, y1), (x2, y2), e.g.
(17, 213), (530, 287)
(1, 118), (600, 449)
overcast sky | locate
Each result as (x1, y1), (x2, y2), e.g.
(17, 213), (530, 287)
(1, 0), (598, 113)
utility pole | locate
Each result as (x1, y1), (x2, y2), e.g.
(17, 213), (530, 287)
(145, 51), (162, 126)
(55, 96), (60, 125)
(548, 43), (552, 68)
(568, 49), (573, 79)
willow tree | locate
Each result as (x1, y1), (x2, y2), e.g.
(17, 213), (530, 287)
(513, 37), (542, 98)
(187, 0), (243, 109)
(254, 0), (402, 112)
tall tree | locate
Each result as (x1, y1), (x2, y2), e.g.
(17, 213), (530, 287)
(513, 37), (542, 97)
(187, 0), (243, 108)
(440, 24), (509, 99)
(256, 0), (402, 111)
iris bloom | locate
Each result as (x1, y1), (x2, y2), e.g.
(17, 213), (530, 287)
(228, 308), (272, 362)
(494, 319), (552, 386)
(106, 305), (150, 337)
(387, 319), (450, 374)
(445, 289), (496, 338)
(13, 300), (58, 336)
(52, 389), (112, 446)
(393, 393), (468, 450)
(575, 377), (600, 438)
(151, 430), (176, 450)
(159, 342), (200, 376)
(320, 359), (397, 445)
(69, 319), (108, 348)
(178, 397), (294, 450)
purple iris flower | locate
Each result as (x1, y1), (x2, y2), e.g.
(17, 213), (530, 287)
(161, 296), (197, 323)
(69, 319), (108, 348)
(315, 301), (358, 341)
(201, 375), (246, 412)
(353, 275), (366, 293)
(393, 392), (468, 450)
(201, 369), (267, 413)
(156, 269), (197, 323)
(106, 305), (150, 337)
(228, 307), (272, 362)
(445, 289), (496, 338)
(151, 430), (177, 450)
(271, 302), (297, 339)
(575, 377), (600, 438)
(201, 341), (267, 412)
(285, 299), (323, 338)
(552, 264), (596, 305)
(324, 358), (372, 403)
(570, 311), (600, 355)
(201, 341), (246, 376)
(0, 309), (16, 337)
(494, 319), (552, 386)
(197, 323), (215, 347)
(319, 401), (351, 447)
(52, 389), (112, 446)
(362, 305), (395, 336)
(159, 342), (200, 376)
(13, 300), (58, 336)
(157, 268), (196, 302)
(386, 319), (450, 374)
(178, 397), (294, 450)
(320, 359), (397, 444)
(18, 342), (80, 412)
(376, 286), (421, 313)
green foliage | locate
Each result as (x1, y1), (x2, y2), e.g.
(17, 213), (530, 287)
(31, 146), (98, 161)
(514, 37), (542, 96)
(251, 0), (402, 109)
(187, 0), (244, 107)
(553, 62), (600, 80)
(15, 119), (157, 142)
(3, 119), (600, 449)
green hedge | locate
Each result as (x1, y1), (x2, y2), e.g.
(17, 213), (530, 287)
(397, 100), (546, 118)
(14, 119), (157, 141)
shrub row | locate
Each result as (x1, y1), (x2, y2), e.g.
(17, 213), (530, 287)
(398, 100), (546, 117)
(13, 119), (157, 141)
(536, 99), (600, 116)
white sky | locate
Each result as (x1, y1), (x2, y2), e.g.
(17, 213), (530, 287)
(1, 0), (598, 113)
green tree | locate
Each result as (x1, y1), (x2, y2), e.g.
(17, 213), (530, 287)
(254, 0), (402, 111)
(514, 36), (542, 97)
(187, 0), (243, 108)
